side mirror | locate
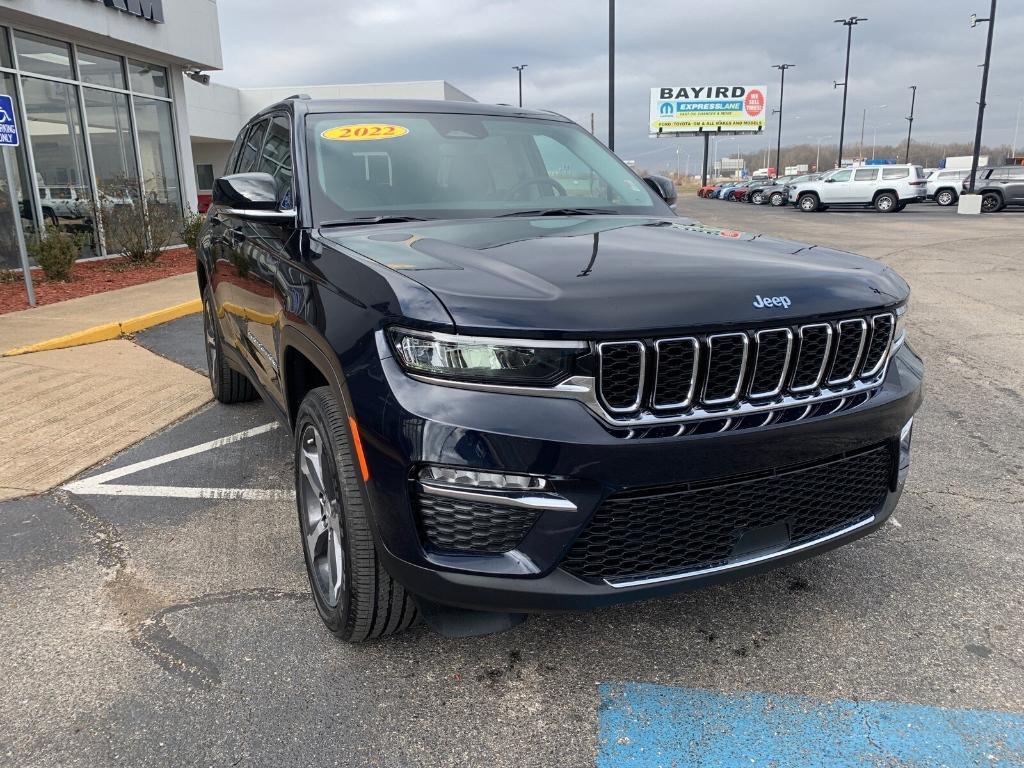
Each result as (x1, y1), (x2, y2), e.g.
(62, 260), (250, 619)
(213, 172), (295, 222)
(824, 177), (835, 183)
(643, 175), (678, 207)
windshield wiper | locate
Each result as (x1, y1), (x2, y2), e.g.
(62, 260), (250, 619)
(319, 215), (429, 228)
(495, 207), (617, 218)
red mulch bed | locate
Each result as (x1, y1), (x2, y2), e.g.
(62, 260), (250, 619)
(0, 247), (196, 315)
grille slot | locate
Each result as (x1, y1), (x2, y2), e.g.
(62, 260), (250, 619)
(748, 328), (793, 398)
(653, 337), (699, 409)
(561, 444), (893, 583)
(860, 314), (895, 378)
(828, 319), (868, 385)
(415, 492), (539, 554)
(790, 324), (833, 392)
(703, 333), (749, 405)
(598, 341), (645, 412)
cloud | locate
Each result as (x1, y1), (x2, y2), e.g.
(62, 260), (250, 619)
(213, 0), (1024, 166)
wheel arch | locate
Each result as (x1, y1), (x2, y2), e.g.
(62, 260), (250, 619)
(872, 188), (899, 201)
(281, 326), (348, 431)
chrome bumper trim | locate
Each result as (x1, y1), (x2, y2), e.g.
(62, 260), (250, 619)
(603, 515), (877, 588)
(416, 481), (577, 512)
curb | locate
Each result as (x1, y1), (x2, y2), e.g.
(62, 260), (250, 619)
(2, 299), (202, 357)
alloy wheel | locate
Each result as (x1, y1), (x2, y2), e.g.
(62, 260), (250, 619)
(981, 193), (1002, 213)
(936, 190), (954, 206)
(298, 424), (346, 607)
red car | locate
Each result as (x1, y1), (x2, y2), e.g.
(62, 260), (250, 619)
(728, 185), (750, 201)
(698, 184), (716, 197)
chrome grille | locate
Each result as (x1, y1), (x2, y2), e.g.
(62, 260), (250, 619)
(595, 312), (896, 421)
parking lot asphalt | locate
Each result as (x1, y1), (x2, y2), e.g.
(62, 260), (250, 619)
(1, 202), (1022, 766)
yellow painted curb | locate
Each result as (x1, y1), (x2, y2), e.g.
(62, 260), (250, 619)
(2, 299), (202, 357)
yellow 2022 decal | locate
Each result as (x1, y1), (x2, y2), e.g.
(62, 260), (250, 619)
(321, 124), (409, 141)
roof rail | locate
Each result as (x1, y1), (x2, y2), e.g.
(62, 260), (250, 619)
(285, 93), (312, 100)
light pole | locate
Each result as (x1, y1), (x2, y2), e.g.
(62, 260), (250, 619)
(968, 1), (998, 192)
(871, 122), (891, 160)
(811, 135), (832, 171)
(860, 104), (886, 160)
(905, 85), (917, 162)
(772, 63), (795, 178)
(833, 16), (867, 169)
(1012, 97), (1023, 158)
(608, 0), (615, 151)
(512, 64), (527, 107)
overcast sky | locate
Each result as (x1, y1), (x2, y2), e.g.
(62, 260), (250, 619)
(213, 0), (1023, 171)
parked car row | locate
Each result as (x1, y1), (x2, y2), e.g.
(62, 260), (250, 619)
(697, 164), (1023, 214)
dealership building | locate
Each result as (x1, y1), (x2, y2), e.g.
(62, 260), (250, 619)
(0, 0), (472, 271)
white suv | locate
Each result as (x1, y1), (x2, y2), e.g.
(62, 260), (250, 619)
(788, 165), (928, 213)
(925, 169), (969, 206)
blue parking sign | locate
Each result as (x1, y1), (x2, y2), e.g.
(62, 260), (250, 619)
(0, 94), (19, 147)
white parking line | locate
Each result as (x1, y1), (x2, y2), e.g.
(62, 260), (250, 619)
(63, 422), (295, 501)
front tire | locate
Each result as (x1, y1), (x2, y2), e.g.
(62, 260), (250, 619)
(202, 285), (257, 403)
(797, 193), (820, 212)
(770, 191), (786, 207)
(294, 386), (418, 642)
(981, 191), (1004, 213)
(935, 189), (957, 206)
(751, 191), (764, 204)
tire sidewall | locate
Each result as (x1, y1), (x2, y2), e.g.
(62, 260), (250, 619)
(936, 189), (955, 206)
(981, 192), (1002, 213)
(294, 392), (356, 635)
(798, 194), (818, 212)
(201, 285), (223, 401)
(771, 192), (785, 206)
(875, 193), (897, 212)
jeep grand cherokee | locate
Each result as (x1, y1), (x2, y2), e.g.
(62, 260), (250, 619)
(198, 98), (923, 641)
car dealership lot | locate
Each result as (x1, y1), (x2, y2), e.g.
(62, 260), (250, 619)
(2, 209), (1022, 766)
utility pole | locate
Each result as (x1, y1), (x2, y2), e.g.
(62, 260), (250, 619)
(905, 85), (917, 162)
(608, 0), (615, 151)
(590, 112), (595, 134)
(1012, 98), (1022, 158)
(860, 104), (886, 160)
(833, 16), (867, 169)
(512, 64), (527, 108)
(968, 0), (997, 192)
(772, 63), (795, 177)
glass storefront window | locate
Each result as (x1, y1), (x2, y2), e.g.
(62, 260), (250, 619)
(78, 48), (126, 90)
(128, 60), (169, 99)
(0, 73), (39, 270)
(21, 76), (96, 257)
(0, 27), (13, 69)
(13, 31), (74, 80)
(84, 88), (140, 252)
(133, 96), (182, 222)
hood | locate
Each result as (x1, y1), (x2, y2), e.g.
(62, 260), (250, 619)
(322, 216), (908, 336)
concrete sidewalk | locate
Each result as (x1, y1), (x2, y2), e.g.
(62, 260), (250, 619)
(0, 273), (199, 351)
(0, 340), (211, 501)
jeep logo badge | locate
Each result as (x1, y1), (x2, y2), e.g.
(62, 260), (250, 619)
(753, 294), (791, 309)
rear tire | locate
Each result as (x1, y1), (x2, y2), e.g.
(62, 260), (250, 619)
(935, 189), (957, 206)
(797, 193), (820, 212)
(874, 192), (898, 213)
(294, 387), (418, 642)
(751, 191), (765, 205)
(202, 285), (257, 404)
(981, 191), (1004, 213)
(770, 192), (786, 207)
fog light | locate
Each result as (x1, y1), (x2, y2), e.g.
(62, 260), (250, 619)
(419, 466), (547, 491)
(898, 418), (913, 483)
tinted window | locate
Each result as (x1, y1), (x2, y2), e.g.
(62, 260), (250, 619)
(14, 31), (73, 79)
(1000, 167), (1024, 179)
(237, 119), (269, 174)
(882, 168), (910, 180)
(305, 112), (664, 222)
(258, 115), (293, 197)
(854, 169), (877, 181)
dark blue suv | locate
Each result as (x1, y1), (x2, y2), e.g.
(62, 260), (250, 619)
(198, 98), (923, 641)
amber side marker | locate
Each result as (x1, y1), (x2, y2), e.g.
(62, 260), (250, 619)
(348, 417), (371, 482)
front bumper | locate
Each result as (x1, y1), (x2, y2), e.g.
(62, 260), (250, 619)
(351, 340), (924, 613)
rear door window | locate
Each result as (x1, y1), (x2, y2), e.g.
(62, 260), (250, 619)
(882, 167), (910, 180)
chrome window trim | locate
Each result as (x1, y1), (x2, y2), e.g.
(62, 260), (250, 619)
(604, 515), (877, 588)
(790, 323), (834, 393)
(748, 328), (794, 399)
(702, 332), (749, 406)
(417, 481), (577, 512)
(827, 318), (868, 385)
(651, 336), (699, 410)
(597, 341), (646, 413)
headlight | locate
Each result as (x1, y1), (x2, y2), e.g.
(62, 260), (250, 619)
(893, 304), (908, 347)
(388, 327), (588, 386)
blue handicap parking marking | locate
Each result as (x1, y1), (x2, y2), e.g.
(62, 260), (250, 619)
(0, 94), (19, 147)
(598, 683), (1024, 767)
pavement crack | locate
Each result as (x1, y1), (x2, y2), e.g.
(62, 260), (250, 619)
(53, 489), (131, 572)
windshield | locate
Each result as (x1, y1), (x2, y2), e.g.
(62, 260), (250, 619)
(305, 112), (668, 223)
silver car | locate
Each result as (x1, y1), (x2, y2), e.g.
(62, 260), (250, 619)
(925, 169), (969, 206)
(788, 165), (928, 213)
